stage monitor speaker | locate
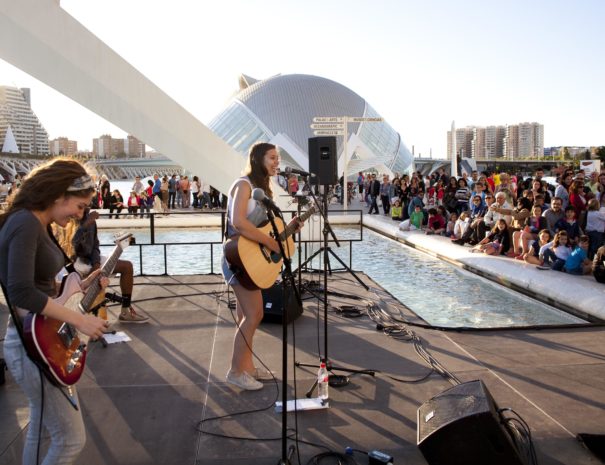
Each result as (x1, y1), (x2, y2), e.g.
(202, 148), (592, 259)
(261, 281), (303, 324)
(417, 380), (526, 465)
(308, 136), (337, 186)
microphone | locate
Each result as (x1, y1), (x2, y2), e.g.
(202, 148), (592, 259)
(279, 166), (315, 177)
(252, 188), (281, 213)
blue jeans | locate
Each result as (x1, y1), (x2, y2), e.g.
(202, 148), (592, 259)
(4, 326), (86, 465)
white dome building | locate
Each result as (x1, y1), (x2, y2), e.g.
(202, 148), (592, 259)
(208, 74), (413, 177)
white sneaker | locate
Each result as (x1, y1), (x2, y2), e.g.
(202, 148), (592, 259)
(226, 369), (263, 390)
(250, 367), (274, 381)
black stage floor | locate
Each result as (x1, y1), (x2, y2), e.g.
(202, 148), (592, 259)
(1, 273), (604, 464)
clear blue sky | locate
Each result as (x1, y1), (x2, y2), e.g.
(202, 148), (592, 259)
(1, 0), (603, 156)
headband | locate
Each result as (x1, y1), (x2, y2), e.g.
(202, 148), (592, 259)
(66, 174), (95, 192)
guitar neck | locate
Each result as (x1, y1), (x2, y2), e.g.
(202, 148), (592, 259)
(79, 244), (124, 312)
(277, 207), (316, 242)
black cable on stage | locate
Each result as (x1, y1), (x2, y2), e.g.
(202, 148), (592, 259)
(499, 407), (539, 465)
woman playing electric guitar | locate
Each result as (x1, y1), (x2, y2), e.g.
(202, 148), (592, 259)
(222, 142), (303, 391)
(0, 158), (109, 465)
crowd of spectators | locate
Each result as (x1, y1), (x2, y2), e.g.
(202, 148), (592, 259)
(358, 166), (605, 284)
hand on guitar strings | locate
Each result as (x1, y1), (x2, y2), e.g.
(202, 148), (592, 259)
(80, 268), (110, 293)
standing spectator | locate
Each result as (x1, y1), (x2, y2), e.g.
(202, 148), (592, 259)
(569, 178), (588, 228)
(585, 198), (605, 259)
(191, 176), (200, 208)
(100, 174), (111, 209)
(391, 199), (403, 221)
(380, 175), (391, 215)
(357, 172), (365, 201)
(180, 175), (191, 208)
(168, 174), (177, 209)
(131, 175), (144, 195)
(288, 174), (299, 196)
(200, 178), (211, 209)
(368, 174), (380, 214)
(160, 176), (169, 212)
(152, 173), (161, 200)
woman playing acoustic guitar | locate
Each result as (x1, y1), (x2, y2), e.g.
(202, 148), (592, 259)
(0, 158), (109, 464)
(222, 142), (303, 390)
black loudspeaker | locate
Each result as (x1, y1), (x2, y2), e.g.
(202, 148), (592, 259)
(261, 281), (303, 324)
(308, 136), (337, 186)
(417, 380), (526, 465)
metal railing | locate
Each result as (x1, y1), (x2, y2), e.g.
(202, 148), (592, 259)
(97, 209), (364, 276)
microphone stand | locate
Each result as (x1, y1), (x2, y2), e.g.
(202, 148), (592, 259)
(296, 182), (373, 397)
(265, 206), (301, 465)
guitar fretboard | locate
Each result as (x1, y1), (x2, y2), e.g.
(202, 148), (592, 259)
(79, 241), (126, 312)
(278, 206), (317, 242)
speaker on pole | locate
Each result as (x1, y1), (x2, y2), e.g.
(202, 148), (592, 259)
(417, 380), (526, 465)
(308, 136), (337, 186)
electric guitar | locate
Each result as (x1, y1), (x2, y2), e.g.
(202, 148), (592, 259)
(224, 205), (317, 290)
(22, 233), (132, 387)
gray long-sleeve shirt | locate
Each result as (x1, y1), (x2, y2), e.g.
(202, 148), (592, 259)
(0, 209), (64, 315)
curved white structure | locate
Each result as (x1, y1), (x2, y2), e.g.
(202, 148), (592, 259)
(0, 0), (245, 197)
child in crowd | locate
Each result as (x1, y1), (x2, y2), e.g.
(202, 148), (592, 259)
(391, 199), (403, 221)
(399, 204), (424, 231)
(539, 230), (572, 271)
(453, 211), (469, 240)
(512, 204), (547, 258)
(554, 206), (582, 246)
(445, 211), (457, 238)
(471, 218), (510, 255)
(585, 198), (605, 259)
(425, 208), (446, 235)
(523, 229), (551, 265)
(563, 235), (592, 275)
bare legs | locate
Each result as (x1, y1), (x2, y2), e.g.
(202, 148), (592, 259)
(230, 284), (263, 374)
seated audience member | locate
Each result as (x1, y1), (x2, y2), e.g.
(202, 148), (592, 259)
(585, 198), (605, 259)
(445, 211), (457, 238)
(399, 204), (424, 231)
(555, 206), (583, 246)
(563, 235), (592, 275)
(453, 212), (470, 240)
(73, 208), (149, 323)
(454, 194), (491, 245)
(542, 196), (564, 235)
(425, 208), (446, 235)
(593, 245), (605, 283)
(471, 219), (510, 255)
(523, 229), (552, 265)
(391, 199), (403, 221)
(512, 204), (547, 258)
(540, 230), (572, 271)
(109, 189), (125, 219)
(127, 191), (139, 217)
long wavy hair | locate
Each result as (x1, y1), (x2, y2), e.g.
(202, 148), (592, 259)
(244, 142), (275, 199)
(0, 158), (94, 229)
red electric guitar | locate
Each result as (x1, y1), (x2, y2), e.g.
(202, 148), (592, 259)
(22, 233), (132, 387)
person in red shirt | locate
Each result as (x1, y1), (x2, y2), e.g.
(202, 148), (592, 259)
(425, 208), (446, 235)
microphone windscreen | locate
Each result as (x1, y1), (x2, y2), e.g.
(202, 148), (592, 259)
(252, 188), (265, 201)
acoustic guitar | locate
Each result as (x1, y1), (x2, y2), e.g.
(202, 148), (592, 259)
(224, 205), (317, 290)
(22, 233), (132, 387)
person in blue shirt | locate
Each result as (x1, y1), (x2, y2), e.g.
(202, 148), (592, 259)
(564, 235), (592, 275)
(152, 173), (161, 199)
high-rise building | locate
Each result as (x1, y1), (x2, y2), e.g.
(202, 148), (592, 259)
(49, 137), (78, 156)
(448, 122), (543, 160)
(0, 86), (49, 155)
(125, 134), (146, 158)
(93, 134), (125, 158)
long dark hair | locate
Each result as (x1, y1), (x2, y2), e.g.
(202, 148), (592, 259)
(0, 158), (94, 229)
(244, 142), (275, 198)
